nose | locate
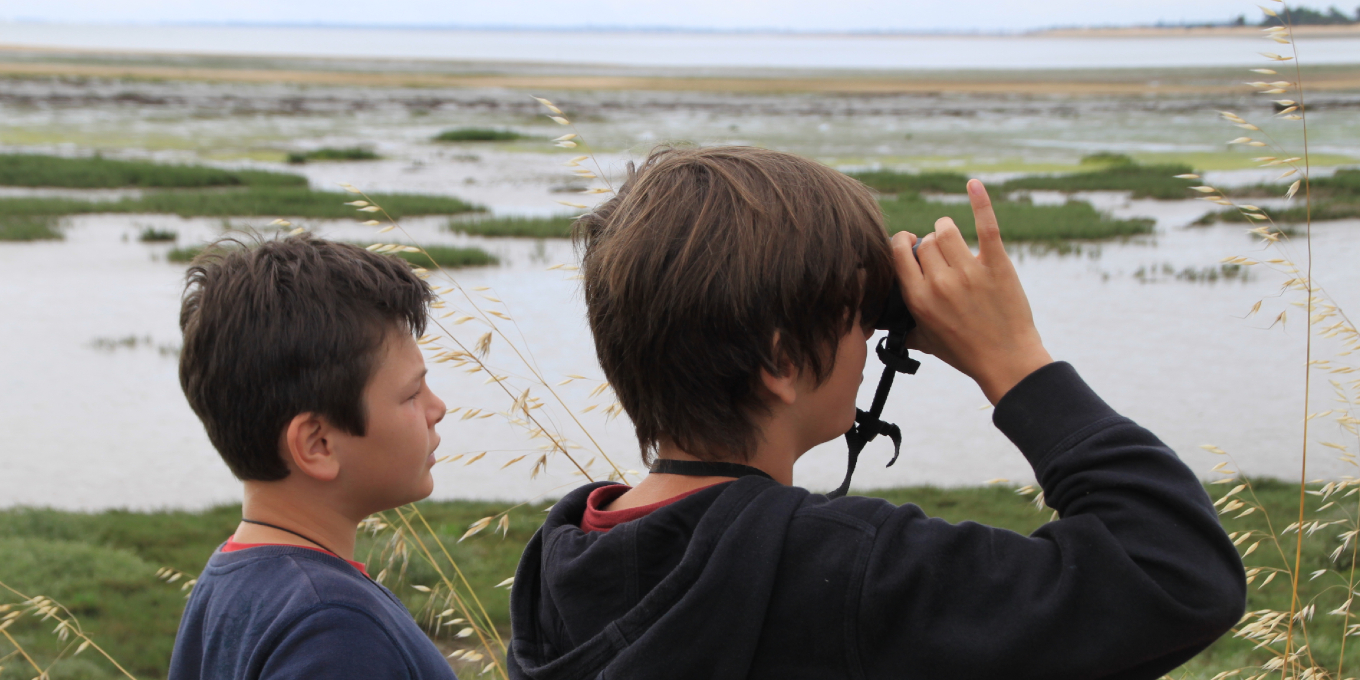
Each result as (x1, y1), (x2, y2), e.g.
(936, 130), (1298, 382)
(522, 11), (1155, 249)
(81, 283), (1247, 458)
(429, 390), (447, 427)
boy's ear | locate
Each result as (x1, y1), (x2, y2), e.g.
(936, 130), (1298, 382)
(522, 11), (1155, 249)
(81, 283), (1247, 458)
(280, 412), (341, 482)
(759, 331), (799, 407)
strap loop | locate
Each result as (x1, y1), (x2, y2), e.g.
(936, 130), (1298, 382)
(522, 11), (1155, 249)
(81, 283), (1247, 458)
(877, 336), (921, 375)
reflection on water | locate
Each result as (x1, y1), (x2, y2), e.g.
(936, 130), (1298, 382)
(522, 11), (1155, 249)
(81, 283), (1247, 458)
(1, 194), (1355, 510)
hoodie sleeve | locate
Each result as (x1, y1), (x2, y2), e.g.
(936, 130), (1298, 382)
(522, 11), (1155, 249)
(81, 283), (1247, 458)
(854, 362), (1246, 680)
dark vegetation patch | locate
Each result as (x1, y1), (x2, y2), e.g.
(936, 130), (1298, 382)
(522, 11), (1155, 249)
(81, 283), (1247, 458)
(849, 156), (1201, 200)
(881, 194), (1154, 242)
(434, 128), (527, 142)
(999, 154), (1200, 199)
(446, 215), (577, 239)
(286, 147), (381, 163)
(0, 215), (62, 241)
(846, 170), (971, 195)
(0, 189), (479, 221)
(137, 226), (177, 242)
(0, 154), (306, 189)
(391, 245), (498, 268)
(1198, 169), (1360, 224)
(165, 245), (203, 263)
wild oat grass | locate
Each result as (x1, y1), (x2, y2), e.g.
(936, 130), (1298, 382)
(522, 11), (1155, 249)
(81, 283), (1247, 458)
(1173, 5), (1360, 679)
(0, 154), (305, 189)
(1198, 170), (1360, 224)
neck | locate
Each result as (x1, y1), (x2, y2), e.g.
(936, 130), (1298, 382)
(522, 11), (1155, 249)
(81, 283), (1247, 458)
(655, 432), (797, 486)
(237, 481), (360, 561)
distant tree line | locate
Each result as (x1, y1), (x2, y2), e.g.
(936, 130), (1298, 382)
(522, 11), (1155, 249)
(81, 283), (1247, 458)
(1229, 5), (1360, 25)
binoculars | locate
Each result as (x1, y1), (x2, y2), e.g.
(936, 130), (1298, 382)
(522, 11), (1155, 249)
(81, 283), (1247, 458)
(827, 241), (921, 499)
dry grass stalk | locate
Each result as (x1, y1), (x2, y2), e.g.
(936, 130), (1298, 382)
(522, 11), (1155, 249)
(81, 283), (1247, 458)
(1176, 4), (1360, 678)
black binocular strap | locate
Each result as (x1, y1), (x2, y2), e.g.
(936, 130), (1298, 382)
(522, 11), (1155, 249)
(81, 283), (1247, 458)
(827, 331), (919, 499)
(648, 458), (775, 481)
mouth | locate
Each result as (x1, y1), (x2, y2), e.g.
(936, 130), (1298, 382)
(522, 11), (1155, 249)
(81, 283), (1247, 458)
(426, 453), (436, 466)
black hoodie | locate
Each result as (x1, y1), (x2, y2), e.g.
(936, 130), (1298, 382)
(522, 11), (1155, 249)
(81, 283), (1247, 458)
(508, 362), (1247, 680)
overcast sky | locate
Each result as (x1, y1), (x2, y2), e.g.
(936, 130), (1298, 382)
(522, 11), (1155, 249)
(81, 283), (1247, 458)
(1, 0), (1282, 33)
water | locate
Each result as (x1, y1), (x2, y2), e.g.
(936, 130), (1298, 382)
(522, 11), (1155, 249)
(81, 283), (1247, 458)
(0, 73), (1357, 511)
(1, 191), (1354, 510)
(4, 23), (1360, 70)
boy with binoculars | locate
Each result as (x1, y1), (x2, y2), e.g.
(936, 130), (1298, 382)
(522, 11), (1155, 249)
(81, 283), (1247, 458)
(507, 146), (1246, 679)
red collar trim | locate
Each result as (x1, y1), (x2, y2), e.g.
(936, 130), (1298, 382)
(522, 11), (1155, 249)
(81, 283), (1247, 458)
(580, 483), (723, 533)
(222, 538), (370, 577)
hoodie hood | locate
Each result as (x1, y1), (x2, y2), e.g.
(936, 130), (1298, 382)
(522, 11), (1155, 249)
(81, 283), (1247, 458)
(507, 476), (802, 680)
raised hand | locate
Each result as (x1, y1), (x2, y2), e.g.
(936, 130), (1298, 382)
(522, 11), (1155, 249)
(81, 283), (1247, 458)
(890, 179), (1053, 405)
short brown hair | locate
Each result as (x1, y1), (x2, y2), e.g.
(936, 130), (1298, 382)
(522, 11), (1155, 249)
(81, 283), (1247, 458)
(575, 146), (894, 464)
(178, 234), (433, 481)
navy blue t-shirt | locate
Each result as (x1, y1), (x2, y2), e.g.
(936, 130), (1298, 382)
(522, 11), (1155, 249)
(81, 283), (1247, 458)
(169, 543), (459, 680)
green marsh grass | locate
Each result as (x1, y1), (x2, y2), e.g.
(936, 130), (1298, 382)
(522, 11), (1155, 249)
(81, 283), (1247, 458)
(434, 128), (527, 143)
(0, 155), (306, 189)
(1199, 169), (1360, 224)
(0, 481), (1342, 680)
(446, 215), (576, 239)
(845, 170), (971, 195)
(0, 189), (479, 221)
(881, 194), (1154, 242)
(1000, 157), (1202, 199)
(392, 245), (498, 268)
(286, 147), (381, 164)
(0, 215), (62, 241)
(137, 227), (177, 243)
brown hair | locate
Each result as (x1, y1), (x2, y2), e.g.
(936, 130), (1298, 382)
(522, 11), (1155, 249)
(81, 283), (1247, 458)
(178, 234), (433, 481)
(575, 146), (895, 464)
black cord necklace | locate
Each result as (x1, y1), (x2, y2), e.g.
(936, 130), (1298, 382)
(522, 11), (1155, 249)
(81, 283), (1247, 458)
(239, 519), (340, 558)
(648, 458), (774, 481)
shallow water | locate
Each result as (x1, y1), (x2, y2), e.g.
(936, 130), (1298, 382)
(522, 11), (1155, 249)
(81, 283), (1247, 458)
(6, 24), (1360, 70)
(1, 190), (1355, 510)
(0, 73), (1357, 510)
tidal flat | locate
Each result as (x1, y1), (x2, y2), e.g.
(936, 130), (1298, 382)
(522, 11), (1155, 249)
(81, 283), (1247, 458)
(0, 50), (1357, 508)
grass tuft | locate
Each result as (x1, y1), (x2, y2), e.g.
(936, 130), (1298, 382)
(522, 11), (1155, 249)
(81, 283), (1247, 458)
(0, 189), (480, 221)
(0, 154), (306, 189)
(446, 215), (577, 239)
(846, 170), (972, 195)
(881, 195), (1154, 242)
(137, 226), (177, 242)
(434, 128), (527, 143)
(286, 147), (381, 164)
(0, 215), (62, 241)
(1000, 160), (1201, 200)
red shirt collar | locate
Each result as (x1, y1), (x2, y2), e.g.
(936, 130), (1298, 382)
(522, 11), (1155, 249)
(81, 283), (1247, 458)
(222, 538), (370, 577)
(580, 483), (724, 533)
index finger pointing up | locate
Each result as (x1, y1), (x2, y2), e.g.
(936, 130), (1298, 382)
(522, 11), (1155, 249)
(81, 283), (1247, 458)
(967, 179), (1006, 265)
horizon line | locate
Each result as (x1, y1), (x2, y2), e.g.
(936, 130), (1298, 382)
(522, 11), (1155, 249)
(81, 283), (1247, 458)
(0, 17), (1261, 37)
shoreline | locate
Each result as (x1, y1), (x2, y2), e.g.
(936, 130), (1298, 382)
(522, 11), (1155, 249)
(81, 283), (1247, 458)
(3, 58), (1360, 95)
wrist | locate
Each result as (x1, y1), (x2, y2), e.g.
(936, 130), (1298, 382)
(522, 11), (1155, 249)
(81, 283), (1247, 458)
(978, 348), (1053, 405)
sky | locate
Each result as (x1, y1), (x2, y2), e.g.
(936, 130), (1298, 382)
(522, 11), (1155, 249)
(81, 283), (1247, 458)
(0, 0), (1285, 33)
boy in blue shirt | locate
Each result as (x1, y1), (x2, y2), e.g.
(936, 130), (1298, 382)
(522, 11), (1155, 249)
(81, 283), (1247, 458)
(169, 235), (457, 680)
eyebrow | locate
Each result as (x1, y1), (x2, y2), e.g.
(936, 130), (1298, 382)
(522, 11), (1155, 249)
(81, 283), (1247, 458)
(408, 368), (428, 387)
